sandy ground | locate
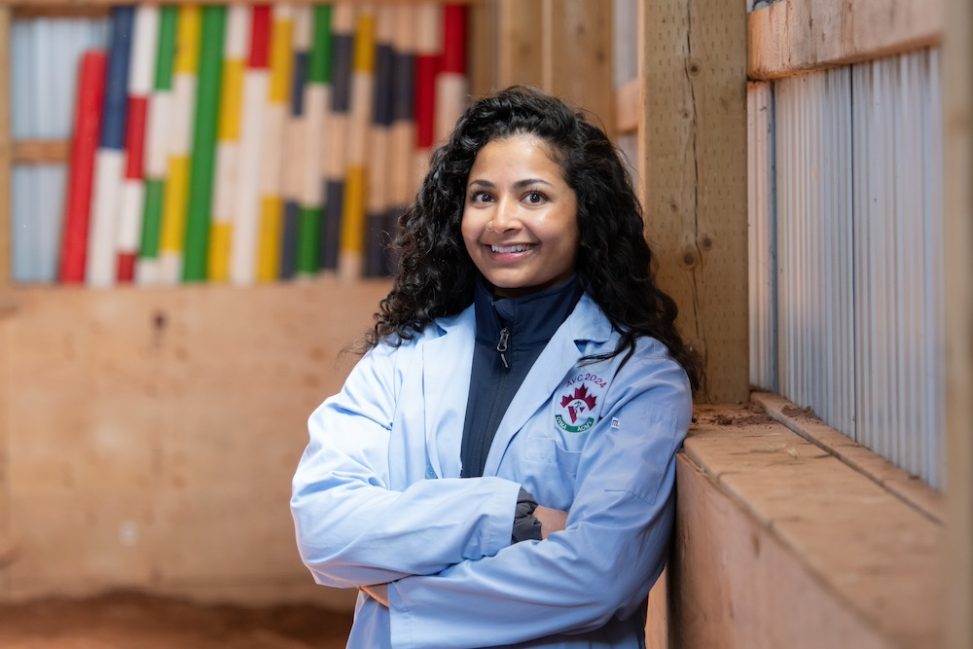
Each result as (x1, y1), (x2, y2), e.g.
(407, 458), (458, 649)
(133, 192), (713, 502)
(0, 591), (353, 649)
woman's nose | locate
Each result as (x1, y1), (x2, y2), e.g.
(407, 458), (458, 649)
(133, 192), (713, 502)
(487, 196), (520, 232)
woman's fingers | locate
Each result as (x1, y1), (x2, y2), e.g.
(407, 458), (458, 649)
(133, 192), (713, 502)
(533, 505), (568, 539)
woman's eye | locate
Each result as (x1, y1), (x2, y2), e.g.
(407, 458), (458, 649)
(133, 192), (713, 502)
(524, 191), (546, 205)
(469, 191), (493, 203)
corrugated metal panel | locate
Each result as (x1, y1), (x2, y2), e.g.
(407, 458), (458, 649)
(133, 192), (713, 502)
(747, 81), (776, 391)
(851, 51), (944, 486)
(774, 68), (855, 436)
(758, 49), (944, 488)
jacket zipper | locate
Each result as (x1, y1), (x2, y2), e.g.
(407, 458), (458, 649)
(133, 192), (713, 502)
(497, 327), (510, 370)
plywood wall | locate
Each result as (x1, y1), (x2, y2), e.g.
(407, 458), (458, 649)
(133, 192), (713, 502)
(0, 279), (389, 606)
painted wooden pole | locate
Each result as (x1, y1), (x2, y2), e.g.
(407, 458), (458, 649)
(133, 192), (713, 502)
(230, 4), (270, 286)
(182, 5), (226, 282)
(298, 4), (331, 276)
(280, 4), (311, 280)
(256, 3), (293, 283)
(364, 5), (394, 277)
(321, 4), (354, 272)
(116, 5), (158, 283)
(339, 4), (375, 280)
(208, 4), (248, 282)
(86, 6), (134, 287)
(136, 5), (177, 285)
(158, 4), (200, 284)
(59, 51), (106, 284)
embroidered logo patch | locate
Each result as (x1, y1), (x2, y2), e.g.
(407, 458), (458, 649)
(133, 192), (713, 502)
(556, 384), (598, 433)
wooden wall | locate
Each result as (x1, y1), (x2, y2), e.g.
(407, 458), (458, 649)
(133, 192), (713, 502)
(0, 279), (389, 606)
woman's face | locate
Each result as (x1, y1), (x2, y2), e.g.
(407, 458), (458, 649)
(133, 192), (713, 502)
(461, 134), (580, 297)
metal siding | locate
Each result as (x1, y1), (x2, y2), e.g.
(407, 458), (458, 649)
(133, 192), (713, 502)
(761, 50), (944, 487)
(747, 81), (776, 391)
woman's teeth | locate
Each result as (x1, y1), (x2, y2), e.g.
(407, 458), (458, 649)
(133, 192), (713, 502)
(491, 244), (531, 253)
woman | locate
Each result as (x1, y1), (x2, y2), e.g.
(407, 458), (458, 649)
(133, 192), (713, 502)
(291, 86), (699, 649)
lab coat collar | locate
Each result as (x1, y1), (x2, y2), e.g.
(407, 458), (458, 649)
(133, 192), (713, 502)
(424, 293), (614, 478)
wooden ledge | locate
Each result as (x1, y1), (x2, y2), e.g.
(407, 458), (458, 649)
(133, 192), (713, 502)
(673, 405), (943, 648)
(752, 391), (943, 524)
(749, 0), (944, 80)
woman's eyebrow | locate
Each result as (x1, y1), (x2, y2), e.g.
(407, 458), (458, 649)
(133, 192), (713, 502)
(467, 178), (554, 189)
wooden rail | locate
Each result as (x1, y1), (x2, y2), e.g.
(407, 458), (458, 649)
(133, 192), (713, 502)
(749, 0), (944, 80)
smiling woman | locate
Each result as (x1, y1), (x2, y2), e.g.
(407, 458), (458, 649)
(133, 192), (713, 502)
(461, 134), (580, 297)
(290, 86), (701, 649)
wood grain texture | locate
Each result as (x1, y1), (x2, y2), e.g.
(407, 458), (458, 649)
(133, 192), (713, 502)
(639, 0), (749, 403)
(0, 279), (389, 607)
(753, 392), (944, 524)
(468, 0), (498, 98)
(749, 0), (944, 80)
(542, 0), (614, 135)
(497, 0), (543, 88)
(673, 408), (944, 648)
(944, 0), (973, 644)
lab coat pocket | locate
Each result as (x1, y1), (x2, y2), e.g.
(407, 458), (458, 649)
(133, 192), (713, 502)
(525, 436), (582, 478)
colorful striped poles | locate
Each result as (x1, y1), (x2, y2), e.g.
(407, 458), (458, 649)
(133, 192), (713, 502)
(116, 5), (158, 283)
(60, 51), (106, 284)
(339, 5), (375, 280)
(280, 4), (311, 280)
(413, 3), (441, 188)
(298, 4), (332, 276)
(86, 6), (134, 287)
(364, 6), (393, 277)
(388, 4), (417, 276)
(158, 4), (200, 284)
(321, 4), (354, 273)
(137, 5), (177, 285)
(230, 4), (270, 286)
(435, 4), (467, 143)
(256, 4), (293, 282)
(182, 5), (226, 282)
(208, 4), (247, 282)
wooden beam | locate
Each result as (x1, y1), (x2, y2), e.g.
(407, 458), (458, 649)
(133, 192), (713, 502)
(468, 0), (498, 98)
(11, 139), (70, 165)
(639, 0), (749, 403)
(944, 0), (973, 643)
(749, 0), (944, 80)
(541, 0), (614, 135)
(497, 0), (543, 88)
(673, 409), (944, 647)
(0, 6), (10, 288)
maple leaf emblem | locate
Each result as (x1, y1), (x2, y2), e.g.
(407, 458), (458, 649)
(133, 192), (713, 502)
(560, 384), (598, 423)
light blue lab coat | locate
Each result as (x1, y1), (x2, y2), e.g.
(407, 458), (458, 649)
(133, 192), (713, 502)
(291, 293), (692, 649)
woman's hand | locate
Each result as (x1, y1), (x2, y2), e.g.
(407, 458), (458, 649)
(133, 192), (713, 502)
(533, 506), (568, 538)
(360, 584), (389, 607)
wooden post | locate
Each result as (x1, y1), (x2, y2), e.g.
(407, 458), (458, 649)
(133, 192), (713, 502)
(944, 0), (973, 643)
(638, 0), (748, 404)
(541, 0), (614, 135)
(497, 0), (543, 89)
(468, 0), (499, 98)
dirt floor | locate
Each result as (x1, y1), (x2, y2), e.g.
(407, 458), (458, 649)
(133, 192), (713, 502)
(0, 591), (353, 649)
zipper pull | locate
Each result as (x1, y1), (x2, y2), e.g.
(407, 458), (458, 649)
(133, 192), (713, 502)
(497, 327), (510, 369)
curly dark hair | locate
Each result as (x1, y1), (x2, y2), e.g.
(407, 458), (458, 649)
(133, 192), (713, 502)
(367, 86), (701, 390)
